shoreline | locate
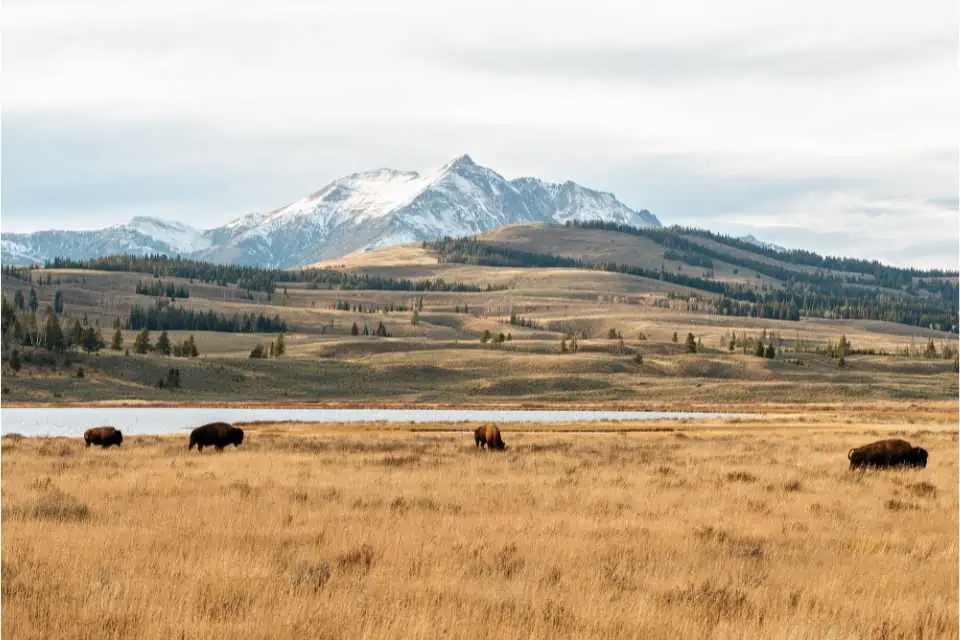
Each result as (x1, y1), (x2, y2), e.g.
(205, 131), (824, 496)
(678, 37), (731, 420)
(3, 399), (956, 413)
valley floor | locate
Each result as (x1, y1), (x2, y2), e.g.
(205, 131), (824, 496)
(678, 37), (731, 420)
(2, 409), (957, 639)
(2, 265), (957, 407)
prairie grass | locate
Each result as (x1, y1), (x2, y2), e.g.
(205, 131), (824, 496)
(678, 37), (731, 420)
(2, 422), (957, 639)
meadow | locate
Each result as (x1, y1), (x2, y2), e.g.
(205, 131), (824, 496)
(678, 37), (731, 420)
(2, 413), (957, 639)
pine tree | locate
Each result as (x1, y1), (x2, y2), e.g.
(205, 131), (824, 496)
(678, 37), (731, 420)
(184, 335), (199, 357)
(14, 289), (24, 311)
(672, 332), (678, 343)
(10, 349), (21, 373)
(351, 322), (359, 336)
(134, 328), (152, 354)
(924, 338), (937, 358)
(755, 340), (765, 357)
(481, 330), (491, 344)
(560, 337), (568, 353)
(764, 343), (776, 359)
(156, 330), (172, 355)
(82, 327), (105, 353)
(838, 335), (849, 359)
(728, 335), (736, 352)
(1, 296), (13, 333)
(685, 332), (697, 353)
(28, 288), (38, 313)
(53, 291), (64, 313)
(275, 333), (285, 356)
(43, 312), (64, 352)
(111, 328), (124, 351)
(411, 310), (419, 325)
(71, 320), (84, 349)
(608, 328), (619, 340)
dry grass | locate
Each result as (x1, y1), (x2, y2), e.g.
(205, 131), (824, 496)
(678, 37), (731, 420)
(4, 262), (956, 407)
(2, 422), (957, 639)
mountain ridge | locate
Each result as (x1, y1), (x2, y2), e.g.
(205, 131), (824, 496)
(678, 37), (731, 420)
(1, 155), (660, 268)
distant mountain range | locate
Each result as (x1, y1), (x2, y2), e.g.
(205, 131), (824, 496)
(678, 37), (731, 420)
(1, 155), (662, 268)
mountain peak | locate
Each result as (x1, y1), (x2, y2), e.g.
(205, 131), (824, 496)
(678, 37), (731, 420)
(126, 216), (191, 230)
(440, 154), (477, 172)
(1, 156), (660, 267)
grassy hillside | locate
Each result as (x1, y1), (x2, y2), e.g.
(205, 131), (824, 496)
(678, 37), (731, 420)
(1, 224), (957, 406)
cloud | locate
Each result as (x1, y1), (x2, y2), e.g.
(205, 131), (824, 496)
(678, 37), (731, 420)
(1, 0), (956, 268)
(713, 191), (959, 269)
(434, 32), (956, 84)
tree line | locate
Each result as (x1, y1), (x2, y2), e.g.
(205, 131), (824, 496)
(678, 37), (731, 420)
(44, 254), (489, 294)
(136, 280), (190, 299)
(126, 302), (287, 333)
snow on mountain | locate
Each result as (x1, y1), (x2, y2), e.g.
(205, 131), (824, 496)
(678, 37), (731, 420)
(124, 217), (212, 254)
(1, 155), (662, 268)
(738, 234), (787, 253)
(1, 217), (210, 267)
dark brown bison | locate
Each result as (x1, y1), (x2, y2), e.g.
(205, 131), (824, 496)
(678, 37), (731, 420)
(84, 426), (123, 448)
(848, 439), (928, 469)
(474, 424), (506, 450)
(189, 422), (244, 453)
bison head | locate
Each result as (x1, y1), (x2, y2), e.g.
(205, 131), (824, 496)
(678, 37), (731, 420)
(231, 429), (244, 447)
(115, 431), (124, 446)
(911, 447), (928, 468)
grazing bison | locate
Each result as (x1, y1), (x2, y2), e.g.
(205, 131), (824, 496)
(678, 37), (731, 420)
(84, 426), (123, 448)
(189, 422), (244, 453)
(848, 439), (928, 469)
(474, 424), (506, 450)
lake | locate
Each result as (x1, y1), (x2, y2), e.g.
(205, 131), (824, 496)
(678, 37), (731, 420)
(0, 408), (751, 438)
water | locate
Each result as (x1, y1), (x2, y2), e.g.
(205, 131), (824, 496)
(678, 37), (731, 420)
(0, 408), (752, 438)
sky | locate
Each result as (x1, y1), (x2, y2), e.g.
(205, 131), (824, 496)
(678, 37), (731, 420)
(2, 0), (957, 269)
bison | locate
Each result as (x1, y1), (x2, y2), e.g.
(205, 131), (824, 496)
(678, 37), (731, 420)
(474, 424), (506, 450)
(84, 426), (123, 448)
(189, 422), (244, 453)
(848, 439), (928, 469)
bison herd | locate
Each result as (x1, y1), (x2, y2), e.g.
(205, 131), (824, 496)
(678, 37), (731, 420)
(82, 423), (244, 453)
(80, 424), (929, 470)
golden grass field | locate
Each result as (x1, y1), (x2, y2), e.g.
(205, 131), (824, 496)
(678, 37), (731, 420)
(3, 264), (957, 406)
(3, 223), (958, 408)
(2, 409), (957, 639)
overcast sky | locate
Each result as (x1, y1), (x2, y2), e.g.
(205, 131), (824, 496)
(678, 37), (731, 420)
(3, 0), (957, 268)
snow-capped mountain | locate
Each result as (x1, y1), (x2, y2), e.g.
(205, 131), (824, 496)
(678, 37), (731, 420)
(1, 217), (211, 265)
(1, 155), (661, 268)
